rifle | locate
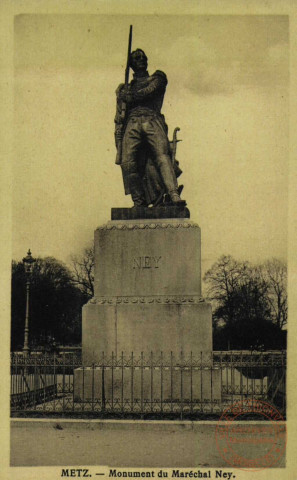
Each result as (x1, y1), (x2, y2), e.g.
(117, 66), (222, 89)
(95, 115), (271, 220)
(115, 25), (133, 165)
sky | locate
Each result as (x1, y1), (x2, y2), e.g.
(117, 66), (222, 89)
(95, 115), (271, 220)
(13, 14), (289, 275)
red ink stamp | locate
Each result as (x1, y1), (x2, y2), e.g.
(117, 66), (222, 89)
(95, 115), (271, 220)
(215, 399), (286, 470)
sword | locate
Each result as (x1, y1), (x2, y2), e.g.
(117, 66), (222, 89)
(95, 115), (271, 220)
(171, 127), (182, 165)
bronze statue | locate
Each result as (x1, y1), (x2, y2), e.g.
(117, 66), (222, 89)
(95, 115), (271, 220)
(114, 30), (186, 208)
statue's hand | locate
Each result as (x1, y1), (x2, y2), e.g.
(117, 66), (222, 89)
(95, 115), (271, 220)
(115, 137), (121, 149)
(115, 129), (123, 149)
(118, 86), (133, 104)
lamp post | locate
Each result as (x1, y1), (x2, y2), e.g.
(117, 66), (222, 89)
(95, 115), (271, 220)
(22, 249), (36, 357)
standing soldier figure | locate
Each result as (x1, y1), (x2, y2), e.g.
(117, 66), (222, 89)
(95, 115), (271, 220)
(115, 48), (186, 207)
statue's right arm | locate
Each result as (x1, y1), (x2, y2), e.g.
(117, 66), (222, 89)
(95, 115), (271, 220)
(114, 84), (125, 148)
(132, 71), (167, 101)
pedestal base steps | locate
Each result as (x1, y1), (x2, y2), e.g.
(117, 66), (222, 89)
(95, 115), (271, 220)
(73, 361), (221, 405)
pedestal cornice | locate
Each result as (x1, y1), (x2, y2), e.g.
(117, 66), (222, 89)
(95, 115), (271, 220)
(97, 219), (199, 231)
(89, 295), (205, 305)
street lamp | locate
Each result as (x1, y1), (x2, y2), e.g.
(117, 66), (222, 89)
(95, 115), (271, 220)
(22, 249), (36, 356)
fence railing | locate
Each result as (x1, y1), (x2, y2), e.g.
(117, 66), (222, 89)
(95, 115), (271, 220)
(10, 351), (286, 418)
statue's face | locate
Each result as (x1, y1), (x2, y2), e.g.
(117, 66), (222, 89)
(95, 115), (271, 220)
(130, 50), (148, 72)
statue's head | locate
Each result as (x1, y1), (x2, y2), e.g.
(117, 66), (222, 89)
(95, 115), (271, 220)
(130, 49), (148, 72)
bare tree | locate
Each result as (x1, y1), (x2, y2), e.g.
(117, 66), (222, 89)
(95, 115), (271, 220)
(70, 244), (94, 300)
(203, 255), (251, 324)
(258, 259), (287, 329)
(203, 255), (286, 350)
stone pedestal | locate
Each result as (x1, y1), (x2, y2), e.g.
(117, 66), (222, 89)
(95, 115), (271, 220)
(74, 210), (221, 405)
(93, 217), (201, 300)
(82, 302), (212, 364)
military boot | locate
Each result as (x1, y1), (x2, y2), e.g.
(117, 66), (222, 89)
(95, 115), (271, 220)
(158, 157), (186, 206)
(129, 173), (147, 207)
(168, 190), (186, 205)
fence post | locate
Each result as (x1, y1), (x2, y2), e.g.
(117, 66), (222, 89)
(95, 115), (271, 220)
(160, 351), (163, 415)
(101, 352), (105, 413)
(282, 351), (286, 414)
(230, 351), (234, 407)
(131, 351), (134, 413)
(190, 351), (193, 415)
(141, 351), (144, 418)
(82, 364), (85, 412)
(200, 351), (203, 412)
(43, 351), (47, 413)
(150, 351), (153, 414)
(250, 350), (254, 408)
(91, 363), (95, 413)
(180, 351), (183, 421)
(72, 352), (75, 412)
(121, 351), (124, 415)
(62, 351), (65, 412)
(111, 351), (114, 412)
(53, 352), (56, 412)
(260, 351), (264, 399)
(32, 354), (37, 410)
(210, 352), (213, 414)
(240, 351), (243, 403)
(170, 351), (173, 414)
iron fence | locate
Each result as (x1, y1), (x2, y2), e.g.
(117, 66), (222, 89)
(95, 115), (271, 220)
(10, 351), (286, 418)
